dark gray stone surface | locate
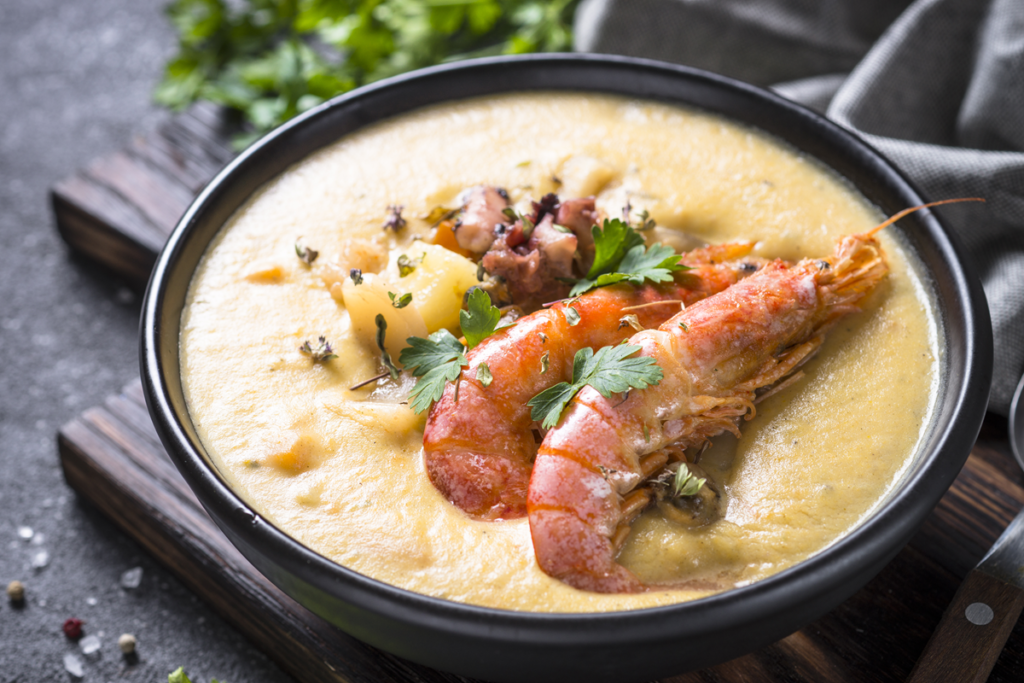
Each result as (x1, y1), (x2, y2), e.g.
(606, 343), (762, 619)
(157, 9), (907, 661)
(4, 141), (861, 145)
(0, 2), (292, 681)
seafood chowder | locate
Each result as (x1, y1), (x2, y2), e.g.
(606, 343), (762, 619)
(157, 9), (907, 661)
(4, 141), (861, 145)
(181, 93), (939, 611)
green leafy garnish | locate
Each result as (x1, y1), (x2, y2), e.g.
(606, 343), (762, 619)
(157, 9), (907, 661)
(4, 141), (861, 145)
(168, 668), (221, 683)
(527, 344), (664, 429)
(397, 254), (418, 277)
(399, 329), (468, 413)
(349, 268), (364, 285)
(294, 238), (318, 265)
(477, 362), (493, 387)
(569, 218), (689, 296)
(672, 463), (706, 498)
(398, 289), (506, 413)
(374, 314), (401, 380)
(156, 0), (580, 148)
(460, 288), (502, 349)
(388, 291), (413, 309)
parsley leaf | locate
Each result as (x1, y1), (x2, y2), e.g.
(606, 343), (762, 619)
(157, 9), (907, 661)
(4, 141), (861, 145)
(398, 290), (506, 413)
(400, 330), (466, 378)
(569, 218), (689, 296)
(460, 287), (502, 349)
(673, 463), (706, 497)
(399, 330), (468, 414)
(528, 344), (663, 429)
(586, 218), (645, 279)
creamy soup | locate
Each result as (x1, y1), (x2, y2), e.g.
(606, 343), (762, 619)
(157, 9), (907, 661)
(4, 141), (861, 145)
(181, 93), (939, 612)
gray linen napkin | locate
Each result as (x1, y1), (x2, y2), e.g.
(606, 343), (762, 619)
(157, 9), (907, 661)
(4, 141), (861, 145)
(576, 0), (1024, 414)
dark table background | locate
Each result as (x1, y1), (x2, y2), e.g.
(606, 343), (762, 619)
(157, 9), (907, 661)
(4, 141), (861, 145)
(0, 1), (293, 680)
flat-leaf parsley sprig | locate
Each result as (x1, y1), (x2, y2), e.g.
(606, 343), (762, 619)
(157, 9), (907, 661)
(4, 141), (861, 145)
(399, 288), (505, 413)
(569, 218), (689, 296)
(527, 343), (664, 429)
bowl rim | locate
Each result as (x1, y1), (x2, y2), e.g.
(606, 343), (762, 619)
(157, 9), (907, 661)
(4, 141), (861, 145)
(140, 52), (992, 659)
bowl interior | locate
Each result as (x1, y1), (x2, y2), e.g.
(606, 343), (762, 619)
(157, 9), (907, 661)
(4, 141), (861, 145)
(141, 54), (992, 682)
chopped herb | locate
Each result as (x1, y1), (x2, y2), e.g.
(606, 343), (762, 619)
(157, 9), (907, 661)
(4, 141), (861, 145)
(461, 287), (503, 349)
(679, 322), (689, 331)
(397, 253), (418, 277)
(294, 239), (318, 265)
(299, 336), (337, 363)
(619, 314), (643, 331)
(564, 306), (581, 326)
(643, 424), (650, 443)
(633, 209), (656, 231)
(569, 218), (689, 296)
(552, 223), (573, 234)
(399, 329), (468, 414)
(516, 159), (532, 167)
(388, 291), (413, 309)
(672, 463), (706, 498)
(383, 204), (406, 232)
(349, 268), (363, 285)
(477, 362), (493, 387)
(539, 332), (548, 343)
(528, 344), (664, 429)
(540, 351), (549, 374)
(501, 207), (535, 237)
(374, 315), (401, 380)
(423, 206), (457, 226)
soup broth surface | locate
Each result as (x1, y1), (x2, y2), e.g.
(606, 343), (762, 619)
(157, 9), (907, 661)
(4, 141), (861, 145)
(181, 93), (939, 612)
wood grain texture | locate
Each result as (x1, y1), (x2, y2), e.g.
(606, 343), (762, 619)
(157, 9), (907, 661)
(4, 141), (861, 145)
(51, 106), (1024, 682)
(57, 381), (1024, 683)
(51, 102), (235, 286)
(907, 569), (1024, 683)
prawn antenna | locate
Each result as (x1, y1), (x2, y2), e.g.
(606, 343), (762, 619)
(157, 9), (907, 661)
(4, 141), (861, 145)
(868, 197), (985, 237)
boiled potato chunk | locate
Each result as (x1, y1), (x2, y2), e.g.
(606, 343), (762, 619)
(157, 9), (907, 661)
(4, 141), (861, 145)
(397, 243), (479, 332)
(558, 154), (617, 198)
(342, 273), (427, 362)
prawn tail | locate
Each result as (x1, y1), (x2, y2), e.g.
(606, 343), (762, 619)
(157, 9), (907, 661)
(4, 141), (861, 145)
(528, 454), (646, 593)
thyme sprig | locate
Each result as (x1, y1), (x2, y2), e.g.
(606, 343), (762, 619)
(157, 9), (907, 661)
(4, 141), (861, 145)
(299, 336), (337, 363)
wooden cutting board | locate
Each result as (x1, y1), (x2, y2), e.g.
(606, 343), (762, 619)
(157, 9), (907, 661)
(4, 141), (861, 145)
(53, 104), (1024, 683)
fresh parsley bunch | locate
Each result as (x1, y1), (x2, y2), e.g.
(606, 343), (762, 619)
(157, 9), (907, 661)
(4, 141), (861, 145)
(156, 0), (579, 147)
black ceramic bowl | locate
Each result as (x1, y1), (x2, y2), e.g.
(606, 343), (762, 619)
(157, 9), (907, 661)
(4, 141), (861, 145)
(141, 54), (992, 682)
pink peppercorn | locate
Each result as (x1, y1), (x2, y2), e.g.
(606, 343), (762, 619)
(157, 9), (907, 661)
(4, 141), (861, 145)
(63, 618), (84, 640)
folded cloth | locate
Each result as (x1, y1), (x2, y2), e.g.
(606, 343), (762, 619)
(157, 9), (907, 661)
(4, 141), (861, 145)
(576, 0), (1024, 413)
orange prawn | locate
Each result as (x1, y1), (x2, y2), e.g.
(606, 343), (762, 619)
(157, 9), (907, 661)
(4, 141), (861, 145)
(423, 242), (766, 520)
(526, 222), (897, 593)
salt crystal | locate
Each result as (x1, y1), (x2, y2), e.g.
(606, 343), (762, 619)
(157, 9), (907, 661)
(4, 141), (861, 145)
(86, 597), (97, 606)
(63, 653), (84, 678)
(41, 498), (54, 508)
(17, 526), (33, 540)
(31, 549), (49, 569)
(31, 533), (45, 545)
(120, 567), (143, 589)
(80, 634), (101, 656)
